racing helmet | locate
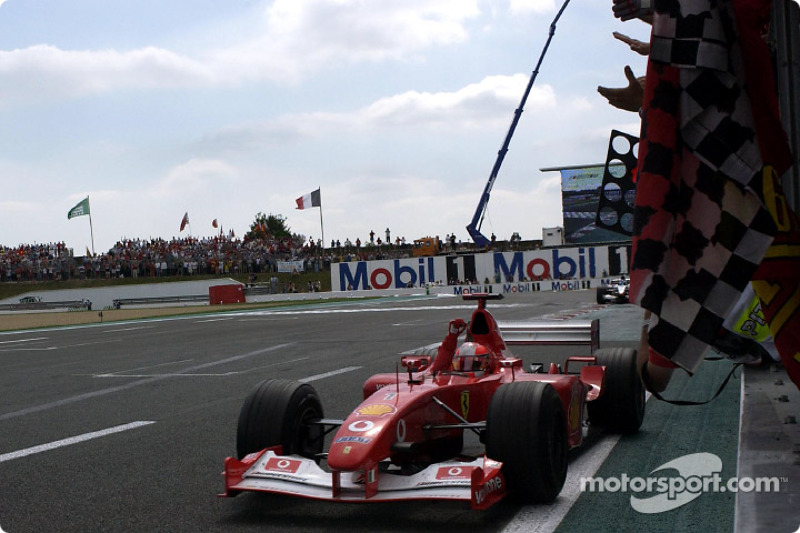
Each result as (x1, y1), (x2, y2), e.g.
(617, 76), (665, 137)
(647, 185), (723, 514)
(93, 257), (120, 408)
(453, 342), (490, 372)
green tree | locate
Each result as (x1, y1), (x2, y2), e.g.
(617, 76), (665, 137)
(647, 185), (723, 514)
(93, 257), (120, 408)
(246, 213), (292, 241)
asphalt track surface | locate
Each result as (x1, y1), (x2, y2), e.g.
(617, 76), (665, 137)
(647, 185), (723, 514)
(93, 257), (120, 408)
(0, 291), (740, 533)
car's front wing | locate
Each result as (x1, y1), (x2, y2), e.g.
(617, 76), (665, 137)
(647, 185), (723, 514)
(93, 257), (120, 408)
(220, 447), (507, 510)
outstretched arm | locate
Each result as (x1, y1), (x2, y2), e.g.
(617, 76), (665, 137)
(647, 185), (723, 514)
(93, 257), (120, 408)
(612, 31), (650, 55)
(597, 65), (645, 113)
(430, 319), (467, 374)
(611, 0), (653, 23)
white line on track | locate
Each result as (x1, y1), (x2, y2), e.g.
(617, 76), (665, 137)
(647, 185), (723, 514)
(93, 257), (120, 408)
(102, 326), (153, 333)
(96, 373), (245, 378)
(392, 319), (424, 326)
(0, 337), (47, 345)
(0, 421), (155, 463)
(501, 434), (621, 533)
(95, 358), (195, 377)
(92, 356), (311, 378)
(240, 303), (527, 317)
(195, 317), (235, 323)
(0, 347), (56, 352)
(0, 343), (292, 421)
(501, 392), (653, 532)
(299, 366), (362, 383)
(236, 317), (300, 322)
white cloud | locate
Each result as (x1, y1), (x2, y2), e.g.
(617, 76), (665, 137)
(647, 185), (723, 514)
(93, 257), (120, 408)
(0, 200), (36, 213)
(154, 158), (238, 197)
(0, 0), (484, 105)
(206, 0), (481, 82)
(570, 96), (593, 111)
(0, 45), (214, 106)
(202, 74), (557, 150)
(361, 74), (556, 127)
(509, 0), (555, 14)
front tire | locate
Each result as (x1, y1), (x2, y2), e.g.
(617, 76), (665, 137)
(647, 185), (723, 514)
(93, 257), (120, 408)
(236, 379), (325, 459)
(486, 382), (568, 503)
(587, 348), (644, 433)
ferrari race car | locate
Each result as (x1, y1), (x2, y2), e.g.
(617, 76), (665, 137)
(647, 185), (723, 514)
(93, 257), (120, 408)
(596, 277), (630, 304)
(220, 293), (645, 509)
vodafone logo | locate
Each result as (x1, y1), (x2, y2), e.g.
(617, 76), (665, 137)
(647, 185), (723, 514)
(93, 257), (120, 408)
(264, 457), (301, 473)
(348, 420), (375, 433)
(436, 466), (472, 480)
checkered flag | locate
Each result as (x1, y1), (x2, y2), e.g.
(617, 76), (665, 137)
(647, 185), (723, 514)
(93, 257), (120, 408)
(630, 0), (793, 374)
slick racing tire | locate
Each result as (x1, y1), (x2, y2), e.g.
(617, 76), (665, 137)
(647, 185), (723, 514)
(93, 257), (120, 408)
(596, 287), (606, 304)
(486, 382), (568, 503)
(587, 347), (644, 433)
(236, 379), (325, 460)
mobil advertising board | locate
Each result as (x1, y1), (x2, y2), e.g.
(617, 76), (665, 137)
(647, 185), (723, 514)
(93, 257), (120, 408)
(331, 245), (630, 292)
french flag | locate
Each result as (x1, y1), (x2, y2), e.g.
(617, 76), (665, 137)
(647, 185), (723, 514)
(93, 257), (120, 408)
(295, 188), (321, 210)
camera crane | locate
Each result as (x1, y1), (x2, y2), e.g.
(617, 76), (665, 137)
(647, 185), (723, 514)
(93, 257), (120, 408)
(466, 0), (573, 248)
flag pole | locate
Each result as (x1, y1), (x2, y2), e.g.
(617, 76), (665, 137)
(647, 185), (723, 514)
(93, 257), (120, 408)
(88, 195), (96, 255)
(319, 187), (324, 251)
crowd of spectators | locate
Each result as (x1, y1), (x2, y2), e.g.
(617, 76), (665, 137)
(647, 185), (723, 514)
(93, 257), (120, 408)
(0, 231), (534, 284)
(1, 236), (315, 282)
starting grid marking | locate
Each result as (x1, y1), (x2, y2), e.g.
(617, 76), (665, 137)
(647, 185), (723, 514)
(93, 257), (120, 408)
(0, 344), (293, 422)
(0, 365), (362, 463)
(0, 337), (48, 345)
(0, 421), (155, 463)
(299, 366), (362, 383)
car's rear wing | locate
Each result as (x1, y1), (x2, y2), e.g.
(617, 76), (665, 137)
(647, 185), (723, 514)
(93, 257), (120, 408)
(497, 319), (599, 354)
(400, 319), (599, 358)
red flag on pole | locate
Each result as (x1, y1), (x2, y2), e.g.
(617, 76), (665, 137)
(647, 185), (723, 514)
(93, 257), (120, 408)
(180, 212), (189, 232)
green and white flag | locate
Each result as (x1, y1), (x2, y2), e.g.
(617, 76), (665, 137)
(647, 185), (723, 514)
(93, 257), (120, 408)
(67, 197), (90, 219)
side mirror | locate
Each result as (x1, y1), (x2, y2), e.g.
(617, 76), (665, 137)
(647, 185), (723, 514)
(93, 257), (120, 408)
(400, 356), (430, 372)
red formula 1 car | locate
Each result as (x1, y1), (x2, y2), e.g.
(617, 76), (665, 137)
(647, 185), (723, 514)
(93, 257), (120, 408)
(220, 294), (645, 509)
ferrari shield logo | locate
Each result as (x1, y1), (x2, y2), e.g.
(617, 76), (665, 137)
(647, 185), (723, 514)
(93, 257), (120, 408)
(460, 390), (470, 418)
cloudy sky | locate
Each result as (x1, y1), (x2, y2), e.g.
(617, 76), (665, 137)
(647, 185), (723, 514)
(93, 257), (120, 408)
(1, 0), (655, 253)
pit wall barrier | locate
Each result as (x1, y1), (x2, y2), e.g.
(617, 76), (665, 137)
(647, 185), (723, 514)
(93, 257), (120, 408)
(240, 278), (622, 305)
(158, 278), (616, 306)
(329, 244), (631, 292)
(209, 284), (246, 305)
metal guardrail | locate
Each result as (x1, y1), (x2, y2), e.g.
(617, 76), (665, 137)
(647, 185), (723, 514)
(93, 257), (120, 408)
(0, 300), (92, 312)
(243, 285), (275, 296)
(112, 295), (208, 308)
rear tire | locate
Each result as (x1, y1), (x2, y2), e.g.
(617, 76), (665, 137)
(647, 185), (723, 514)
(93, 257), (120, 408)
(486, 382), (567, 503)
(596, 287), (605, 304)
(587, 348), (644, 433)
(236, 379), (325, 459)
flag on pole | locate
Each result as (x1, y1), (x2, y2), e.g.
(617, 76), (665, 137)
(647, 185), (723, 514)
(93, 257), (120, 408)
(212, 219), (218, 228)
(67, 197), (91, 220)
(180, 212), (189, 232)
(295, 188), (321, 210)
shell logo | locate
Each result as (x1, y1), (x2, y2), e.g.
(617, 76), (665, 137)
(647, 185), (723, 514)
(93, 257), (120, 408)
(356, 404), (396, 416)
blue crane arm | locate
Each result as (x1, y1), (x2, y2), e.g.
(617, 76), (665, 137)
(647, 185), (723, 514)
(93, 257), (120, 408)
(466, 0), (572, 249)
